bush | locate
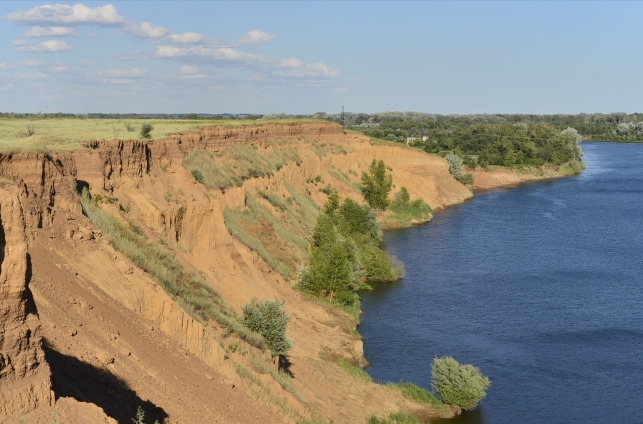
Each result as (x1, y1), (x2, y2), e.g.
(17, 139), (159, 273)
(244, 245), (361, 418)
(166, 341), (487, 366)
(140, 123), (154, 139)
(191, 168), (204, 184)
(242, 299), (292, 356)
(431, 356), (490, 410)
(459, 173), (474, 185)
(444, 153), (464, 180)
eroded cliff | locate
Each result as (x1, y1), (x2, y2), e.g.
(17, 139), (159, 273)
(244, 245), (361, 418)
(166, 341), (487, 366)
(0, 122), (476, 423)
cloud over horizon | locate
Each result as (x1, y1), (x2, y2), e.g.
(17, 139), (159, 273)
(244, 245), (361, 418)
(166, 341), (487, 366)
(11, 39), (74, 52)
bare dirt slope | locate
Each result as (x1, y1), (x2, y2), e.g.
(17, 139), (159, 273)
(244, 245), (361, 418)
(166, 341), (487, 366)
(0, 122), (476, 423)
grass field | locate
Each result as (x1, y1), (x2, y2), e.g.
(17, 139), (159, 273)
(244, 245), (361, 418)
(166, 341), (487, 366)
(0, 118), (321, 152)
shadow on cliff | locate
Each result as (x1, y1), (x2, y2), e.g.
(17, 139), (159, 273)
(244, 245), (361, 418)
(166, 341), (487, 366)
(42, 340), (168, 424)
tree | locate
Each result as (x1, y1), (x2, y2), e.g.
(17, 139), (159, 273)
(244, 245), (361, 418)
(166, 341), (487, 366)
(242, 299), (292, 357)
(361, 159), (393, 210)
(431, 356), (491, 410)
(323, 190), (340, 217)
(394, 187), (410, 205)
(140, 123), (154, 139)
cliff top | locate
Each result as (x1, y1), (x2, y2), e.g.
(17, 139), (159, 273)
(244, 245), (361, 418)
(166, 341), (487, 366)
(0, 117), (324, 153)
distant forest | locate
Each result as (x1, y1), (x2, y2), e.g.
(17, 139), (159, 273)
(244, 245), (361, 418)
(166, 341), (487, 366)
(4, 110), (638, 167)
(326, 111), (643, 142)
(324, 111), (601, 167)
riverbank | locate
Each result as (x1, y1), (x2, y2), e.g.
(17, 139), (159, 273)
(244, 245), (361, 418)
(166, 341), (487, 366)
(469, 164), (582, 191)
(378, 162), (582, 230)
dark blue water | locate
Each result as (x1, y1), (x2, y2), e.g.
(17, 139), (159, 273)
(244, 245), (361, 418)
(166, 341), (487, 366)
(360, 142), (643, 424)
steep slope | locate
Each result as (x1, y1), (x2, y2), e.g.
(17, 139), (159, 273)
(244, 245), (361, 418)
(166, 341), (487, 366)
(0, 185), (52, 417)
(0, 122), (474, 423)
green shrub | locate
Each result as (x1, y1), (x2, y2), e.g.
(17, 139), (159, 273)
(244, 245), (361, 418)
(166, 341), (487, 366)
(191, 168), (204, 184)
(131, 406), (159, 424)
(431, 356), (491, 410)
(242, 299), (292, 357)
(361, 159), (392, 209)
(140, 123), (154, 140)
(459, 173), (474, 185)
(445, 152), (464, 180)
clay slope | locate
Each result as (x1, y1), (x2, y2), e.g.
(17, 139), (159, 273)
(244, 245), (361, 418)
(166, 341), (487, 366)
(0, 122), (472, 423)
(0, 185), (52, 417)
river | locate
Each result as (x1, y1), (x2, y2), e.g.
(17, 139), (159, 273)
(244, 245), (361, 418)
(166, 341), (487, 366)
(359, 142), (643, 424)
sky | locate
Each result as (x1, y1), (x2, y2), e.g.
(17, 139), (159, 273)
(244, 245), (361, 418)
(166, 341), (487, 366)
(1, 1), (642, 115)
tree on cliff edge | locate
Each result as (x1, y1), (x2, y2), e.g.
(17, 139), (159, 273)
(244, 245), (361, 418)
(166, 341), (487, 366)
(361, 159), (392, 210)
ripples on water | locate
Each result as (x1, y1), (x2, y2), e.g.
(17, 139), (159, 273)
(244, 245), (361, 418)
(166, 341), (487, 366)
(359, 143), (643, 424)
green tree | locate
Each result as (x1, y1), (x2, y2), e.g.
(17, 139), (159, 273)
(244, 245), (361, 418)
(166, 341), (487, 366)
(395, 187), (411, 205)
(300, 239), (358, 306)
(431, 356), (490, 410)
(312, 213), (337, 248)
(361, 159), (393, 209)
(242, 299), (292, 357)
(323, 190), (340, 217)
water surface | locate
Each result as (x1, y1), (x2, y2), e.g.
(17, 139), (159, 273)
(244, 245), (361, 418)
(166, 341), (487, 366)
(359, 142), (643, 424)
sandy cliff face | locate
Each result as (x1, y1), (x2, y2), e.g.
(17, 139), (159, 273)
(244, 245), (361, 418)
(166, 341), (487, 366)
(0, 122), (476, 423)
(0, 185), (52, 416)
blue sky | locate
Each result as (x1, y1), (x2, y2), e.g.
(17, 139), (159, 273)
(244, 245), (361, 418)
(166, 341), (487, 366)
(1, 1), (642, 115)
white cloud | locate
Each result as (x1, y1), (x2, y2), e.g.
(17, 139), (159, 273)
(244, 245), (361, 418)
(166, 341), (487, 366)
(124, 22), (168, 39)
(13, 40), (74, 53)
(239, 30), (275, 45)
(77, 59), (95, 67)
(169, 32), (203, 44)
(0, 83), (15, 91)
(101, 78), (137, 85)
(163, 66), (208, 81)
(156, 45), (269, 66)
(21, 26), (77, 37)
(248, 75), (264, 81)
(2, 4), (126, 26)
(276, 58), (340, 78)
(93, 68), (147, 78)
(49, 65), (73, 73)
(13, 72), (49, 80)
(89, 68), (147, 85)
(0, 63), (11, 70)
(121, 23), (202, 45)
(179, 65), (198, 75)
(156, 45), (340, 79)
(20, 60), (45, 67)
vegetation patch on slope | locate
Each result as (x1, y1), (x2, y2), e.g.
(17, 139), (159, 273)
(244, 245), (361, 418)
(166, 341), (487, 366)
(79, 188), (264, 348)
(183, 143), (300, 191)
(223, 187), (316, 279)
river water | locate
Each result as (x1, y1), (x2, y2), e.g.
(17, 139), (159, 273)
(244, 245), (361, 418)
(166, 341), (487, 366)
(359, 142), (643, 424)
